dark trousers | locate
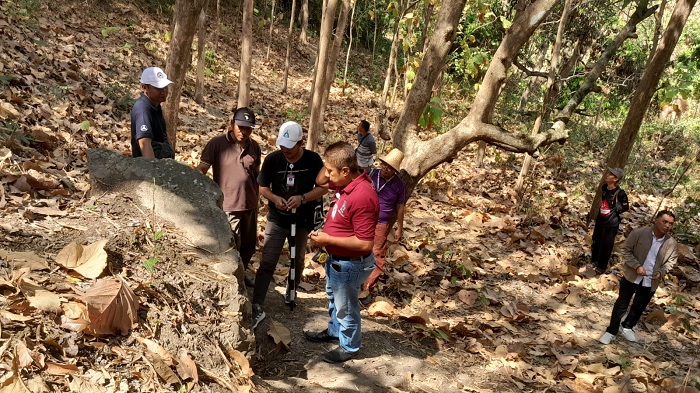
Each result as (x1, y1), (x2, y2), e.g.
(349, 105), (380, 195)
(605, 277), (655, 335)
(591, 221), (619, 271)
(253, 221), (309, 306)
(227, 210), (257, 269)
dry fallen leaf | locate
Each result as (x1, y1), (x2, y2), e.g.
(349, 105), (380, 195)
(135, 336), (174, 366)
(55, 239), (109, 279)
(227, 348), (253, 378)
(44, 362), (79, 376)
(15, 342), (35, 370)
(24, 169), (59, 190)
(457, 289), (478, 306)
(0, 310), (32, 322)
(367, 300), (398, 316)
(268, 319), (292, 349)
(148, 353), (180, 386)
(398, 308), (431, 324)
(0, 249), (49, 271)
(176, 349), (199, 382)
(81, 276), (138, 336)
(68, 376), (108, 393)
(0, 371), (32, 393)
(27, 290), (65, 313)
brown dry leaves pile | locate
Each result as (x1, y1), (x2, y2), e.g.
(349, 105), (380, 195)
(344, 156), (700, 392)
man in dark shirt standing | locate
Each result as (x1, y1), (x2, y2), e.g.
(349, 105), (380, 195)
(130, 67), (174, 159)
(197, 108), (261, 285)
(306, 141), (379, 363)
(251, 121), (327, 328)
(355, 120), (376, 173)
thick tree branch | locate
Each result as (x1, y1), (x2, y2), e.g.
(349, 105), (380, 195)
(555, 3), (657, 123)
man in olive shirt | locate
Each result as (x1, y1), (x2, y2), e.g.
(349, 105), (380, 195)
(197, 108), (261, 284)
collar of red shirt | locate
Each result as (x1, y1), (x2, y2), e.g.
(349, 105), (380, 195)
(335, 170), (370, 195)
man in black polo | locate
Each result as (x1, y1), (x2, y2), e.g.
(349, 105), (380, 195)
(131, 66), (174, 159)
(251, 121), (326, 328)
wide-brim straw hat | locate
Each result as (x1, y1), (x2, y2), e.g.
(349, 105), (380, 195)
(378, 148), (404, 172)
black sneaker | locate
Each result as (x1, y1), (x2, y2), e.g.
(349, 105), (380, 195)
(304, 330), (339, 343)
(322, 347), (355, 363)
(244, 274), (256, 287)
(252, 304), (266, 329)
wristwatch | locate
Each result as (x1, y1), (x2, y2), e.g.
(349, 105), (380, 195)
(301, 194), (306, 204)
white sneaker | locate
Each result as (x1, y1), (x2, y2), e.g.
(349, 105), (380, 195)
(621, 327), (637, 342)
(599, 332), (615, 345)
(252, 304), (266, 329)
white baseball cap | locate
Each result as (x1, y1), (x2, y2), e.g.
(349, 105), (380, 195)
(140, 67), (173, 89)
(276, 121), (304, 149)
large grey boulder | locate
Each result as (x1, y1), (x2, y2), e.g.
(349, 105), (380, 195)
(87, 148), (232, 254)
(87, 148), (255, 352)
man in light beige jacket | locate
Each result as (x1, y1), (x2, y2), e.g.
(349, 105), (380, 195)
(599, 210), (677, 344)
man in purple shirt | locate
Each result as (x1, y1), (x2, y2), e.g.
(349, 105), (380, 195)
(361, 148), (406, 304)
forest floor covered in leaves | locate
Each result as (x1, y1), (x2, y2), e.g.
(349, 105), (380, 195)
(1, 1), (700, 392)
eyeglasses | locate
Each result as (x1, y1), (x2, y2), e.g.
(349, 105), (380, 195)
(380, 162), (395, 172)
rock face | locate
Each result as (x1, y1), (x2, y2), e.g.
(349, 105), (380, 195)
(87, 148), (255, 352)
(87, 148), (231, 254)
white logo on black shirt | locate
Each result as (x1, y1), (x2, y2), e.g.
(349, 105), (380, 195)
(140, 125), (148, 132)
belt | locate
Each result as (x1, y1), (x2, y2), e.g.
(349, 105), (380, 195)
(329, 253), (371, 261)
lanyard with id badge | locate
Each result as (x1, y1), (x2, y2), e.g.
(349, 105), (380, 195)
(285, 163), (295, 191)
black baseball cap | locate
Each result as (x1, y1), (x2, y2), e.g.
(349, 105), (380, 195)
(233, 107), (256, 128)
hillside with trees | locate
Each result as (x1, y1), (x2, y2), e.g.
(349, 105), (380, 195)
(1, 0), (700, 392)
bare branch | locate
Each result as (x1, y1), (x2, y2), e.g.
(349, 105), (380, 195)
(513, 59), (548, 78)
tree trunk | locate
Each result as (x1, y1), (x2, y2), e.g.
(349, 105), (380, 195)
(587, 0), (696, 223)
(514, 0), (573, 193)
(395, 0), (551, 187)
(394, 0), (656, 198)
(342, 0), (357, 95)
(163, 0), (207, 150)
(237, 0), (254, 108)
(319, 0), (351, 111)
(307, 0), (328, 109)
(306, 0), (339, 151)
(194, 3), (208, 105)
(372, 0), (378, 61)
(299, 0), (310, 45)
(381, 15), (402, 107)
(266, 0), (276, 61)
(282, 0), (297, 93)
(214, 0), (220, 52)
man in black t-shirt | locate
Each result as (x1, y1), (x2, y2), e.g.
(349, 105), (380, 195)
(130, 67), (174, 159)
(252, 121), (326, 328)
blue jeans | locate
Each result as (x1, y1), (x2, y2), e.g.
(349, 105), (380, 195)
(325, 254), (376, 353)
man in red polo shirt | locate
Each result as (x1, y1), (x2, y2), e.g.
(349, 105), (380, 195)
(306, 141), (379, 363)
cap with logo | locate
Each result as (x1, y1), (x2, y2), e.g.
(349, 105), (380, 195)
(140, 67), (173, 89)
(276, 121), (304, 149)
(233, 107), (256, 128)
